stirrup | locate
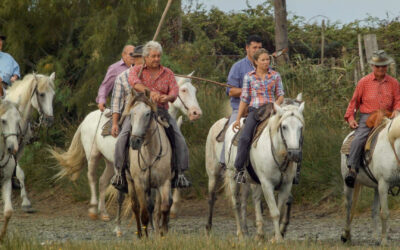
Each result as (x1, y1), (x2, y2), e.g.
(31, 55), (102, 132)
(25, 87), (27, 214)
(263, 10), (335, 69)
(173, 174), (191, 188)
(111, 173), (128, 193)
(344, 169), (357, 188)
(234, 170), (246, 184)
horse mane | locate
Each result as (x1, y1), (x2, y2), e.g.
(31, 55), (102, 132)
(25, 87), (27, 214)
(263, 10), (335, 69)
(268, 104), (305, 137)
(0, 100), (17, 117)
(121, 91), (157, 119)
(388, 115), (400, 145)
(6, 74), (54, 107)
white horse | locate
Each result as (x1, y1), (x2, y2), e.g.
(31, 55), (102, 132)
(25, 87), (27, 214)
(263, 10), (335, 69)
(221, 101), (305, 242)
(340, 114), (400, 246)
(5, 73), (55, 212)
(205, 94), (303, 233)
(50, 73), (201, 221)
(0, 100), (22, 239)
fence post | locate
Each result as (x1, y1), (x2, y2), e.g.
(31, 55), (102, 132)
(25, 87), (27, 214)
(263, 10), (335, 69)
(363, 34), (378, 64)
(357, 34), (365, 75)
(320, 19), (325, 65)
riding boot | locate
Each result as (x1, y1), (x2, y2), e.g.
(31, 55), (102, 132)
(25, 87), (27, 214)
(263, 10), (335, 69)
(344, 165), (358, 188)
(111, 164), (128, 193)
(11, 167), (21, 189)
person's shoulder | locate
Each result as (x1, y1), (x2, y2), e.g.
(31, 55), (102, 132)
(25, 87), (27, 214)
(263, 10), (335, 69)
(0, 52), (13, 60)
(116, 68), (131, 80)
(358, 73), (373, 85)
(385, 74), (398, 83)
(232, 57), (247, 68)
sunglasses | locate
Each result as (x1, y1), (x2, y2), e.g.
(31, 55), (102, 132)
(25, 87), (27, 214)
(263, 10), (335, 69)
(129, 52), (142, 58)
(374, 65), (388, 68)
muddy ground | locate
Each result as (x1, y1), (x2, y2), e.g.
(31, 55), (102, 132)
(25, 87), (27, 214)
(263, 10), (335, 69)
(3, 189), (400, 246)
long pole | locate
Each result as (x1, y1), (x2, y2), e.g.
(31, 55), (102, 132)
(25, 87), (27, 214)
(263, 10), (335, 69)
(153, 0), (173, 41)
(174, 74), (231, 88)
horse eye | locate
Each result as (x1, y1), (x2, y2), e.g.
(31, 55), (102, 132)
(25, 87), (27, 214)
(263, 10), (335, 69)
(40, 93), (45, 97)
(2, 120), (6, 125)
(282, 125), (287, 130)
(146, 113), (150, 117)
(181, 89), (187, 93)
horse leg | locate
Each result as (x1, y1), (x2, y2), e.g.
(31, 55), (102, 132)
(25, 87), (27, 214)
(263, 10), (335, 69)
(228, 177), (245, 239)
(134, 180), (150, 237)
(146, 189), (156, 231)
(341, 183), (355, 243)
(371, 188), (380, 244)
(113, 190), (125, 237)
(159, 180), (172, 236)
(98, 159), (114, 222)
(276, 182), (293, 237)
(170, 188), (180, 219)
(206, 172), (219, 233)
(240, 183), (250, 235)
(378, 181), (389, 246)
(251, 184), (264, 240)
(87, 148), (101, 220)
(128, 179), (142, 238)
(0, 178), (12, 241)
(16, 164), (34, 213)
(260, 181), (283, 243)
(153, 190), (161, 235)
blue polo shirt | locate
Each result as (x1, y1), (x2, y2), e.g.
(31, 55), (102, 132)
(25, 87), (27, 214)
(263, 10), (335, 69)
(0, 51), (20, 85)
(226, 56), (254, 110)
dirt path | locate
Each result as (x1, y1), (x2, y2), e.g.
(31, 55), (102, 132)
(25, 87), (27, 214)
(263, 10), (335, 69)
(4, 190), (400, 246)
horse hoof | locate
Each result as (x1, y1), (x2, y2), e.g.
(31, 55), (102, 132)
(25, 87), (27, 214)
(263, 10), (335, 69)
(88, 212), (98, 220)
(205, 224), (212, 233)
(340, 234), (350, 243)
(101, 214), (110, 222)
(22, 205), (36, 213)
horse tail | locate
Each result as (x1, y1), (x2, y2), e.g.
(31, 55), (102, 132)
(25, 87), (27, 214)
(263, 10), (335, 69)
(349, 182), (362, 222)
(50, 124), (86, 181)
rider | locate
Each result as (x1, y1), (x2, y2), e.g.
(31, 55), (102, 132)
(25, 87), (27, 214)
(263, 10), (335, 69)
(110, 45), (144, 192)
(219, 35), (262, 169)
(129, 41), (191, 188)
(0, 31), (20, 97)
(232, 48), (284, 183)
(96, 45), (135, 112)
(344, 50), (400, 188)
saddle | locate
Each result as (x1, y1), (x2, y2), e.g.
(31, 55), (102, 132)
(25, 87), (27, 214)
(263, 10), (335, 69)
(232, 103), (274, 147)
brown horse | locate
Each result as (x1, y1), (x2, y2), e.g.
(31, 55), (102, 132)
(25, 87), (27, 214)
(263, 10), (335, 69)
(120, 89), (172, 237)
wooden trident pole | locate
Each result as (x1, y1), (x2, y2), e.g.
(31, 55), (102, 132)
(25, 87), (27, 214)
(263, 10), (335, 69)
(153, 0), (173, 41)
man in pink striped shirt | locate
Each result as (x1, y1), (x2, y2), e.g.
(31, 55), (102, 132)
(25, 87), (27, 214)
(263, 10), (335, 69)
(96, 45), (135, 111)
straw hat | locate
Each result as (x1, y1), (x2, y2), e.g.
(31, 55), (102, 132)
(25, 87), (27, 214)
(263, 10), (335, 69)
(368, 50), (394, 66)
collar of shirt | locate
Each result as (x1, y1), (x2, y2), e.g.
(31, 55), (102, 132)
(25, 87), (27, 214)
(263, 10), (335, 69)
(248, 67), (273, 79)
(141, 64), (166, 80)
(372, 73), (389, 83)
(244, 56), (255, 69)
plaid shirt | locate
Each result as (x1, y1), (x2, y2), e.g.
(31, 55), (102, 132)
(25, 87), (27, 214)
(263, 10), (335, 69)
(111, 68), (131, 114)
(344, 73), (400, 122)
(128, 64), (178, 109)
(241, 69), (284, 108)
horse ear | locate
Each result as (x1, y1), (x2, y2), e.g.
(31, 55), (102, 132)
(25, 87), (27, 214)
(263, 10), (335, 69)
(144, 89), (151, 99)
(298, 102), (305, 114)
(274, 103), (283, 116)
(50, 72), (56, 81)
(188, 71), (195, 77)
(296, 93), (302, 102)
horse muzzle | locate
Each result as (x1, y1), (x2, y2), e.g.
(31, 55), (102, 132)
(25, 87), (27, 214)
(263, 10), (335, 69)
(287, 149), (302, 163)
(130, 136), (144, 150)
(188, 107), (202, 121)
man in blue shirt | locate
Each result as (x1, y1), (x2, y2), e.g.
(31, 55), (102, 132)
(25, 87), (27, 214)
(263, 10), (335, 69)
(219, 35), (262, 168)
(0, 32), (20, 97)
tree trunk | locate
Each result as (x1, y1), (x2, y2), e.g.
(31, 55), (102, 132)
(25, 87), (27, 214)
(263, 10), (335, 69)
(274, 0), (289, 65)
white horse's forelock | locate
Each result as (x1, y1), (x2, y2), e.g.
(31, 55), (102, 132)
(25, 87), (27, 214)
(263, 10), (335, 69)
(269, 104), (305, 136)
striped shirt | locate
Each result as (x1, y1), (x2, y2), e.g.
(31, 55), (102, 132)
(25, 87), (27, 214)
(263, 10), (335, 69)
(241, 69), (284, 108)
(111, 68), (131, 114)
(344, 73), (400, 122)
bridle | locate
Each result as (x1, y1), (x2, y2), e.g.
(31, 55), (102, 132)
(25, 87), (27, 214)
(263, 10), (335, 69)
(31, 75), (54, 124)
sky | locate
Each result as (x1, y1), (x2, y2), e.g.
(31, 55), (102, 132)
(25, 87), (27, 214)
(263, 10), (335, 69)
(193, 0), (400, 24)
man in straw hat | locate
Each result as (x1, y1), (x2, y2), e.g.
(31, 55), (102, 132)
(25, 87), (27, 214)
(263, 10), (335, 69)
(344, 50), (400, 188)
(0, 31), (20, 97)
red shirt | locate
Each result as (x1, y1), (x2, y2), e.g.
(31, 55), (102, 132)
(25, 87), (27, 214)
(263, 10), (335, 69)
(344, 73), (400, 122)
(128, 64), (179, 109)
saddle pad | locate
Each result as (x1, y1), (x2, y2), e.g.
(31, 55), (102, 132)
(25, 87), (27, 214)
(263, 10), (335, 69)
(340, 133), (355, 155)
(101, 118), (113, 137)
(231, 117), (270, 147)
(216, 117), (230, 143)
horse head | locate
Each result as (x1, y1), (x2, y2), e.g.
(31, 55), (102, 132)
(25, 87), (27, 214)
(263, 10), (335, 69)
(0, 100), (21, 155)
(127, 89), (157, 150)
(31, 72), (56, 126)
(173, 71), (202, 121)
(274, 101), (305, 163)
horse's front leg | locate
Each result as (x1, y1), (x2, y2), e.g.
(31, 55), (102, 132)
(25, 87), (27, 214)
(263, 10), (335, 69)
(0, 178), (13, 241)
(341, 183), (355, 243)
(87, 149), (101, 220)
(114, 190), (125, 237)
(378, 181), (389, 246)
(16, 164), (34, 213)
(277, 182), (293, 237)
(159, 180), (172, 236)
(206, 171), (220, 233)
(170, 188), (180, 218)
(260, 180), (283, 243)
(371, 188), (380, 244)
(134, 179), (150, 237)
(98, 159), (114, 221)
(240, 182), (250, 235)
(128, 179), (142, 238)
(228, 173), (245, 239)
(251, 184), (264, 240)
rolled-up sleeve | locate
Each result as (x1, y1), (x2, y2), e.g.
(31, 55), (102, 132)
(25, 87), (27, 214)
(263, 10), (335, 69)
(226, 63), (240, 95)
(11, 58), (20, 78)
(274, 73), (284, 98)
(240, 74), (251, 104)
(344, 81), (363, 122)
